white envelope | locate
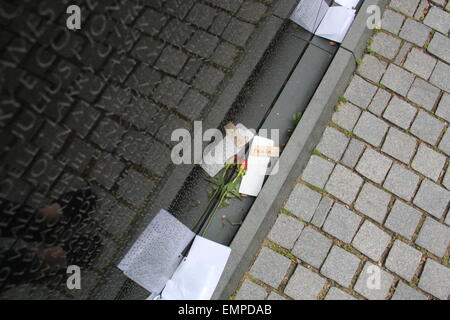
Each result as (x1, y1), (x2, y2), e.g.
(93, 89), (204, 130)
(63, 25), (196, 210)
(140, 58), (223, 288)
(159, 236), (231, 300)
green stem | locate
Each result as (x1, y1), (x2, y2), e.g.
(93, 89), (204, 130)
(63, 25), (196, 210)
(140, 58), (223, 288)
(202, 191), (227, 236)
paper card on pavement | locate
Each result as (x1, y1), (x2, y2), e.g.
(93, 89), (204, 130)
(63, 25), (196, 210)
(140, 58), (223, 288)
(239, 136), (275, 197)
(290, 0), (329, 32)
(118, 209), (195, 294)
(315, 6), (356, 43)
(158, 236), (231, 300)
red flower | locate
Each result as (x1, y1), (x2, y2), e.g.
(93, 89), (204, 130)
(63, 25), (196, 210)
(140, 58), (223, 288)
(239, 160), (248, 171)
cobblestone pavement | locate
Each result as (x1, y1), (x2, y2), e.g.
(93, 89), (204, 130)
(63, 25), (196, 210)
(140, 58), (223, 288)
(0, 0), (279, 299)
(235, 0), (450, 300)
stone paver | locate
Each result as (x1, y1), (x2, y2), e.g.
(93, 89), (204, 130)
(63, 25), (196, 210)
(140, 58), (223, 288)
(368, 88), (391, 116)
(381, 64), (415, 97)
(353, 112), (389, 147)
(292, 227), (332, 269)
(301, 156), (335, 189)
(382, 9), (405, 34)
(430, 61), (450, 93)
(383, 96), (417, 129)
(416, 217), (450, 257)
(423, 5), (450, 35)
(404, 48), (437, 80)
(383, 164), (420, 201)
(325, 165), (363, 205)
(325, 287), (356, 300)
(390, 0), (420, 16)
(355, 183), (391, 223)
(285, 266), (326, 300)
(413, 179), (450, 218)
(439, 130), (450, 155)
(323, 203), (362, 243)
(316, 127), (350, 161)
(407, 78), (441, 111)
(356, 148), (393, 184)
(385, 200), (422, 239)
(391, 282), (429, 300)
(369, 32), (401, 60)
(382, 127), (417, 164)
(249, 247), (291, 289)
(418, 259), (450, 300)
(235, 280), (267, 300)
(268, 214), (304, 250)
(358, 54), (388, 82)
(284, 184), (321, 222)
(399, 18), (431, 47)
(341, 139), (365, 169)
(240, 0), (450, 300)
(332, 102), (362, 131)
(311, 197), (334, 228)
(344, 76), (377, 108)
(352, 221), (391, 262)
(354, 263), (394, 300)
(436, 93), (450, 122)
(385, 240), (422, 281)
(321, 246), (360, 288)
(411, 144), (446, 181)
(428, 32), (450, 64)
(410, 111), (445, 145)
(267, 292), (286, 300)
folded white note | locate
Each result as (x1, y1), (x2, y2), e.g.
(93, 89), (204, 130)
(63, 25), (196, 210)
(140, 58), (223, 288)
(239, 136), (275, 197)
(315, 7), (356, 43)
(118, 209), (195, 294)
(335, 0), (360, 9)
(290, 0), (356, 43)
(158, 236), (231, 300)
(201, 123), (254, 177)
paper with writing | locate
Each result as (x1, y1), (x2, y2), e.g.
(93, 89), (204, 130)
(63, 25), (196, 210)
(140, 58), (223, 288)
(118, 209), (195, 294)
(239, 136), (274, 197)
(290, 0), (329, 32)
(290, 0), (356, 43)
(250, 145), (280, 158)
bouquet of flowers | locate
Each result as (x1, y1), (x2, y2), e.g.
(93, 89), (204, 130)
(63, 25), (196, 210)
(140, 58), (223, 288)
(199, 155), (247, 236)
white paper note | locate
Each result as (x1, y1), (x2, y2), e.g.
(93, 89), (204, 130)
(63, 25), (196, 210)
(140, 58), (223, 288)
(290, 0), (329, 32)
(159, 236), (231, 300)
(335, 0), (360, 9)
(118, 209), (195, 294)
(239, 136), (274, 197)
(315, 7), (355, 43)
(201, 123), (254, 177)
